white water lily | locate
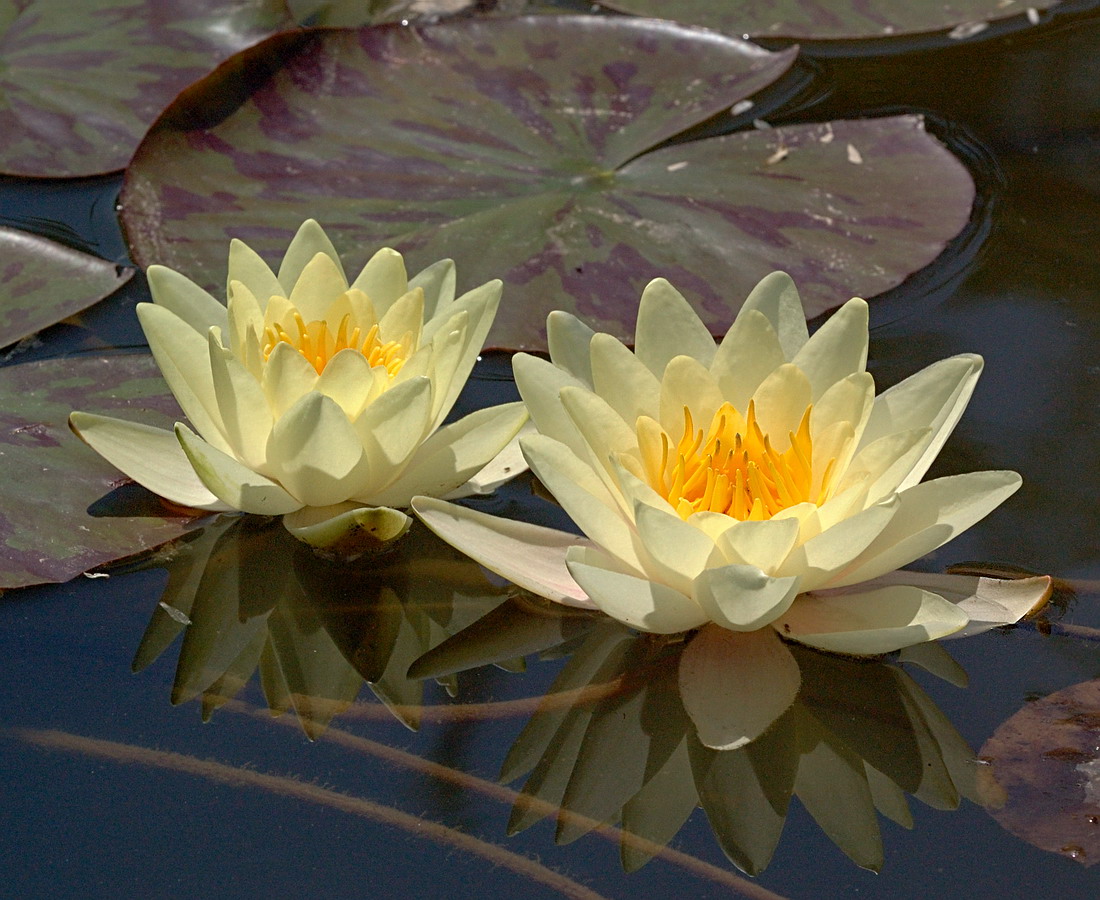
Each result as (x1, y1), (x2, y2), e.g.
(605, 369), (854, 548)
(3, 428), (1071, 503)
(413, 272), (1050, 748)
(71, 220), (527, 553)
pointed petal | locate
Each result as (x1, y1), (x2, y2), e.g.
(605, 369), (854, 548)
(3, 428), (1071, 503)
(589, 332), (660, 426)
(228, 237), (283, 304)
(378, 286), (425, 347)
(208, 331), (271, 470)
(283, 502), (411, 558)
(792, 298), (868, 401)
(560, 384), (639, 491)
(69, 412), (230, 511)
(453, 415), (533, 497)
(277, 219), (345, 293)
(262, 341), (318, 418)
(633, 501), (717, 593)
(828, 471), (1022, 587)
(147, 265), (226, 334)
(226, 279), (265, 370)
(175, 423), (301, 514)
(365, 402), (528, 507)
(409, 257), (455, 320)
(659, 355), (724, 438)
(566, 545), (707, 633)
(751, 363), (812, 449)
(288, 251), (349, 322)
(634, 278), (716, 376)
(352, 375), (432, 472)
(546, 310), (596, 386)
(709, 308), (785, 412)
(780, 498), (898, 590)
(779, 585), (969, 654)
(715, 517), (800, 574)
(740, 271), (808, 360)
(412, 496), (595, 608)
(679, 624), (800, 750)
(314, 348), (376, 419)
(267, 393), (368, 507)
(137, 303), (230, 454)
(351, 247), (408, 315)
(860, 354), (983, 491)
(513, 352), (587, 455)
(693, 564), (800, 631)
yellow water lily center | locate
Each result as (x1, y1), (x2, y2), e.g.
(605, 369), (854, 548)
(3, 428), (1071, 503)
(413, 271), (1050, 750)
(70, 220), (528, 555)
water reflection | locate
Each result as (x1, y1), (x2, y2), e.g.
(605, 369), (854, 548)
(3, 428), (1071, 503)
(132, 516), (513, 736)
(413, 604), (979, 876)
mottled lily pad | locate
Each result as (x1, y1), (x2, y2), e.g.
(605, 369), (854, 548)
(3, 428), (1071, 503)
(978, 680), (1100, 867)
(596, 0), (1061, 41)
(0, 353), (204, 590)
(288, 0), (476, 26)
(0, 0), (295, 177)
(120, 17), (975, 351)
(0, 227), (133, 348)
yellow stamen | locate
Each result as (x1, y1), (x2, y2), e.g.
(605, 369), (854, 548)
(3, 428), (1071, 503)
(262, 305), (408, 377)
(642, 400), (825, 522)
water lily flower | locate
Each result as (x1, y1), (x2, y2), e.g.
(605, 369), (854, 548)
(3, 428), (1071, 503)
(413, 272), (1050, 749)
(71, 220), (527, 554)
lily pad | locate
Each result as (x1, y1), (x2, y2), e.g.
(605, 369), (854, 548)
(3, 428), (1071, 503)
(0, 226), (133, 348)
(120, 17), (975, 351)
(0, 0), (295, 177)
(596, 0), (1061, 42)
(287, 0), (476, 26)
(0, 353), (204, 590)
(978, 679), (1100, 867)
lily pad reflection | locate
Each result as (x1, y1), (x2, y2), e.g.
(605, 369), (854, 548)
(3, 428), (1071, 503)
(411, 603), (980, 874)
(133, 517), (513, 737)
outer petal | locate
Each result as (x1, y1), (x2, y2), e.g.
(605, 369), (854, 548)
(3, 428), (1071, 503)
(779, 498), (899, 590)
(283, 502), (411, 557)
(693, 564), (800, 631)
(546, 309), (596, 386)
(513, 351), (588, 456)
(412, 496), (595, 608)
(409, 257), (455, 320)
(826, 471), (1022, 587)
(634, 278), (717, 376)
(714, 517), (800, 575)
(147, 265), (227, 334)
(777, 585), (969, 654)
(68, 412), (230, 511)
(208, 331), (272, 470)
(277, 219), (346, 294)
(137, 303), (229, 453)
(228, 237), (283, 305)
(351, 247), (408, 315)
(589, 332), (660, 426)
(266, 392), (369, 507)
(679, 624), (801, 750)
(633, 500), (717, 593)
(791, 297), (868, 401)
(739, 271), (809, 360)
(175, 423), (301, 514)
(262, 340), (318, 418)
(351, 375), (433, 473)
(365, 402), (528, 507)
(566, 545), (708, 634)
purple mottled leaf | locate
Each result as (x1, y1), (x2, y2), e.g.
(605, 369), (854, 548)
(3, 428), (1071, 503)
(120, 17), (974, 351)
(0, 227), (133, 349)
(0, 0), (295, 177)
(287, 0), (475, 26)
(0, 353), (205, 590)
(597, 0), (1061, 41)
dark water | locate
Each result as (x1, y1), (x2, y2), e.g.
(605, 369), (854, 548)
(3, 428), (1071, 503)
(4, 5), (1100, 899)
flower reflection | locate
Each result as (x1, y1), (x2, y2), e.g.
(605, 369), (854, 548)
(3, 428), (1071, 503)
(410, 602), (981, 875)
(132, 516), (513, 737)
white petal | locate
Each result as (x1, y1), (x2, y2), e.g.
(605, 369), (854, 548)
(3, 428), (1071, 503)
(693, 564), (800, 631)
(566, 545), (708, 633)
(365, 402), (528, 507)
(679, 624), (800, 750)
(791, 298), (868, 401)
(634, 278), (716, 376)
(409, 257), (455, 320)
(288, 251), (349, 322)
(208, 331), (272, 470)
(313, 348), (377, 419)
(277, 219), (346, 294)
(69, 412), (230, 511)
(715, 516), (800, 574)
(262, 340), (318, 418)
(266, 393), (368, 507)
(751, 363), (812, 450)
(633, 501), (717, 593)
(777, 585), (969, 654)
(590, 332), (660, 426)
(175, 423), (301, 514)
(780, 498), (898, 590)
(739, 271), (809, 360)
(351, 247), (408, 315)
(352, 375), (433, 472)
(378, 287), (425, 348)
(226, 280), (265, 372)
(137, 304), (230, 453)
(227, 238), (283, 305)
(827, 471), (1022, 587)
(559, 385), (639, 493)
(859, 354), (983, 491)
(412, 496), (595, 608)
(147, 265), (227, 334)
(546, 310), (596, 386)
(658, 355), (724, 438)
(283, 502), (411, 556)
(709, 308), (785, 412)
(833, 427), (933, 506)
(453, 415), (533, 497)
(513, 352), (588, 455)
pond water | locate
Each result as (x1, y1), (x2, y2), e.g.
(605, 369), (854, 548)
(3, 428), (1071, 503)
(4, 3), (1100, 899)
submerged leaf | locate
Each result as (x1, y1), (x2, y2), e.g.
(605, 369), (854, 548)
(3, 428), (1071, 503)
(120, 17), (974, 351)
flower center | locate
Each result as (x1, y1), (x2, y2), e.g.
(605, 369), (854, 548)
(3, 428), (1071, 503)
(647, 401), (831, 522)
(262, 311), (409, 377)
